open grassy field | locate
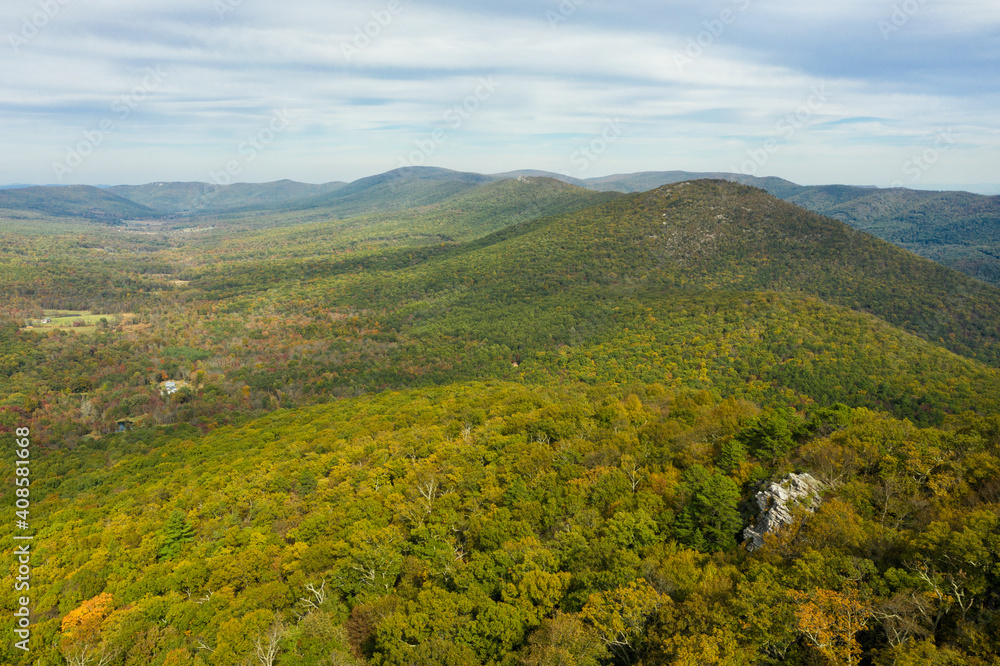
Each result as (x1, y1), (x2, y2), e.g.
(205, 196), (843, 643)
(23, 310), (132, 334)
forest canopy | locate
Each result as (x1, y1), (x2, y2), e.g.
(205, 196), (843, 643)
(1, 178), (999, 664)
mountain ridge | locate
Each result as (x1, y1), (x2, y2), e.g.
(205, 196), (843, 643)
(5, 167), (998, 287)
(4, 168), (1000, 664)
(0, 184), (158, 220)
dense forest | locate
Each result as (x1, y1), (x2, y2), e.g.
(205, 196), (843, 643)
(1, 175), (999, 664)
(6, 382), (1000, 665)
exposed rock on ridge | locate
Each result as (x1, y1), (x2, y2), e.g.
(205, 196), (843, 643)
(743, 473), (824, 551)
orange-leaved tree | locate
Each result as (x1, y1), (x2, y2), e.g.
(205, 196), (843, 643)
(792, 585), (872, 666)
(61, 592), (118, 666)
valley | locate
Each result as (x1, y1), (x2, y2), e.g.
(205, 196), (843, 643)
(0, 170), (998, 665)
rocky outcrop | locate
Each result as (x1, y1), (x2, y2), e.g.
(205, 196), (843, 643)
(743, 473), (824, 551)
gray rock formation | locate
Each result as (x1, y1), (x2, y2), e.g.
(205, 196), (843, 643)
(743, 473), (824, 551)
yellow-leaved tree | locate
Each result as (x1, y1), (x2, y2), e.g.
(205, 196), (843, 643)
(581, 578), (666, 663)
(60, 592), (118, 666)
(792, 585), (872, 666)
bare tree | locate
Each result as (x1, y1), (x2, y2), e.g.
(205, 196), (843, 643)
(873, 593), (929, 648)
(621, 455), (647, 492)
(62, 644), (119, 666)
(417, 476), (439, 514)
(295, 581), (327, 618)
(252, 619), (285, 666)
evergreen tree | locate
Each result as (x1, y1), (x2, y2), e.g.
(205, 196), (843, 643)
(735, 409), (803, 464)
(674, 465), (742, 552)
(158, 510), (195, 560)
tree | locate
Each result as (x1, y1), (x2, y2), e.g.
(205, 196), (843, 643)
(792, 585), (873, 666)
(735, 409), (803, 464)
(732, 562), (798, 661)
(520, 612), (608, 666)
(252, 619), (286, 666)
(673, 465), (743, 552)
(61, 593), (118, 666)
(580, 578), (665, 663)
(158, 510), (196, 560)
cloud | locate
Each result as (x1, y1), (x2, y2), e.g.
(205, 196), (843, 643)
(0, 0), (996, 187)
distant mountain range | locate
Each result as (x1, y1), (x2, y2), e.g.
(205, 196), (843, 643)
(106, 179), (348, 214)
(2, 167), (998, 286)
(0, 184), (158, 220)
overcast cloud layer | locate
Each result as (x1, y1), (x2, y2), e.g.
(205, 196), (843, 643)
(1, 0), (997, 189)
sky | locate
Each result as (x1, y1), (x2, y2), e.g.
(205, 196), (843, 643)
(1, 0), (998, 190)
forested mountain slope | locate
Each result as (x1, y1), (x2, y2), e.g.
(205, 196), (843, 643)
(2, 176), (1000, 664)
(0, 185), (159, 220)
(107, 168), (497, 217)
(3, 382), (999, 665)
(564, 171), (1000, 288)
(104, 167), (1000, 287)
(3, 179), (1000, 446)
(782, 185), (1000, 286)
(159, 179), (1000, 424)
(378, 180), (1000, 368)
(108, 180), (349, 216)
(583, 171), (802, 198)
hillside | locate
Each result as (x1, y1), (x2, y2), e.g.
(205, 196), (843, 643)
(407, 180), (1000, 368)
(3, 179), (998, 428)
(487, 169), (800, 197)
(108, 168), (502, 219)
(574, 171), (1000, 287)
(292, 167), (497, 216)
(135, 176), (619, 271)
(2, 176), (1000, 664)
(0, 185), (159, 220)
(101, 168), (1000, 288)
(782, 185), (1000, 286)
(3, 382), (999, 664)
(583, 171), (801, 198)
(11, 178), (992, 425)
(108, 180), (348, 215)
